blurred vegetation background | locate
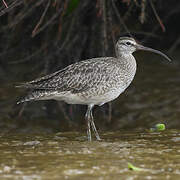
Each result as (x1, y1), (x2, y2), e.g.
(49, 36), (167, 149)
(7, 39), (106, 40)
(0, 0), (180, 133)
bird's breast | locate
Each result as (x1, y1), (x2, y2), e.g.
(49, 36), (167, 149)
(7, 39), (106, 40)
(116, 54), (137, 88)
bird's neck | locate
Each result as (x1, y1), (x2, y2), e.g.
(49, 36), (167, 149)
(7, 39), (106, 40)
(116, 49), (132, 58)
(116, 51), (136, 65)
(116, 52), (137, 79)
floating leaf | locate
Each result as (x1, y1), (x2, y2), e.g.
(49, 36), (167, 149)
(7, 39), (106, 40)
(150, 123), (166, 132)
(128, 162), (144, 171)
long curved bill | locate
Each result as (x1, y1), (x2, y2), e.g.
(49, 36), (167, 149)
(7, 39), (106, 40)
(136, 44), (171, 62)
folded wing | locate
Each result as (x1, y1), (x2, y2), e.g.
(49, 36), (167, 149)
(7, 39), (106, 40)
(17, 57), (119, 94)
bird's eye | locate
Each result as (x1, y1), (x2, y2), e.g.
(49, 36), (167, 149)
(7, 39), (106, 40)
(126, 42), (131, 46)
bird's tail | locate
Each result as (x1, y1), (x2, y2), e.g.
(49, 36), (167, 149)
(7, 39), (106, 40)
(17, 93), (37, 104)
(15, 82), (32, 89)
(17, 90), (51, 104)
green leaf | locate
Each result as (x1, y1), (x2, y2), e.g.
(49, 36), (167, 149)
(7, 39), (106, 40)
(150, 123), (166, 132)
(156, 123), (166, 131)
(128, 162), (144, 171)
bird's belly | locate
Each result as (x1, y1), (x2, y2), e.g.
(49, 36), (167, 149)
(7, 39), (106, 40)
(50, 92), (86, 105)
(94, 87), (125, 105)
(52, 87), (125, 106)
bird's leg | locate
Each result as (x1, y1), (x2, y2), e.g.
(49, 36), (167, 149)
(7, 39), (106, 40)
(89, 106), (101, 141)
(85, 106), (92, 141)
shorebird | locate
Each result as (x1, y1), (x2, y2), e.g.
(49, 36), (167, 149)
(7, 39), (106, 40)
(17, 37), (171, 141)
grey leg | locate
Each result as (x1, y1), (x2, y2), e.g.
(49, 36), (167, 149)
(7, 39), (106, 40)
(85, 106), (92, 141)
(89, 106), (101, 141)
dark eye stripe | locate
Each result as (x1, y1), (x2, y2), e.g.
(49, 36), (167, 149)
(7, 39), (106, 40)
(118, 42), (134, 46)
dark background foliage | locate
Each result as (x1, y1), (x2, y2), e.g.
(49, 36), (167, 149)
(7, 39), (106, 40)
(0, 0), (180, 133)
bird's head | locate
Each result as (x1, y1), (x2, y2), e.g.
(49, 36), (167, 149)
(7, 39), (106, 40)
(116, 37), (171, 61)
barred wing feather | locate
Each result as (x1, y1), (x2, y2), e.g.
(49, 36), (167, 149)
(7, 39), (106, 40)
(17, 57), (118, 94)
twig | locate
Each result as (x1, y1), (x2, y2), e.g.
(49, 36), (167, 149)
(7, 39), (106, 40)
(168, 35), (180, 53)
(56, 0), (69, 43)
(139, 0), (146, 24)
(143, 3), (180, 43)
(32, 0), (51, 37)
(111, 0), (131, 36)
(8, 46), (46, 65)
(107, 102), (112, 123)
(58, 13), (76, 50)
(108, 0), (115, 47)
(58, 102), (76, 128)
(31, 7), (63, 37)
(0, 0), (23, 17)
(6, 0), (45, 29)
(123, 2), (134, 21)
(133, 0), (140, 7)
(101, 0), (108, 56)
(149, 0), (166, 32)
(18, 103), (26, 118)
(2, 0), (8, 8)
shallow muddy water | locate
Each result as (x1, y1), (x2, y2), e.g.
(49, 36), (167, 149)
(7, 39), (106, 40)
(0, 130), (180, 180)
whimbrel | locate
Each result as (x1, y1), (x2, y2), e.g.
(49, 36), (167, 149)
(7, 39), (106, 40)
(17, 37), (171, 141)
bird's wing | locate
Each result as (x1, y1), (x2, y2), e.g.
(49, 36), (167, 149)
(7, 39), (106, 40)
(17, 57), (119, 94)
(16, 68), (67, 89)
